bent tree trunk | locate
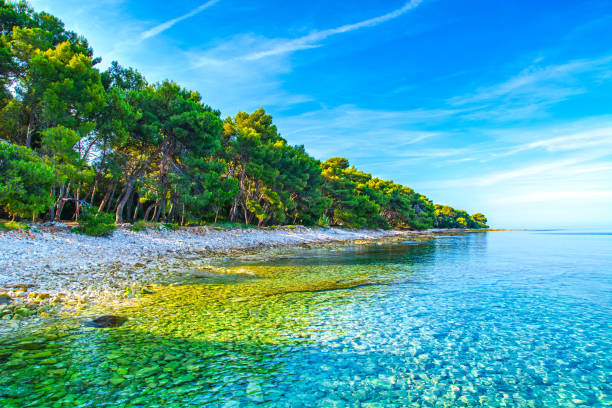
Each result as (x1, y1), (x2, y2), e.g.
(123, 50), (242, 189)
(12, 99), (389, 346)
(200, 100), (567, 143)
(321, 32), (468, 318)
(98, 181), (116, 214)
(143, 204), (155, 221)
(55, 183), (71, 222)
(132, 198), (141, 222)
(115, 180), (135, 223)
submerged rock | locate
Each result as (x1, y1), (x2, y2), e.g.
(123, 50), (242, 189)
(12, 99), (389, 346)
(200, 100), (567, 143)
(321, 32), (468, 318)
(86, 315), (127, 328)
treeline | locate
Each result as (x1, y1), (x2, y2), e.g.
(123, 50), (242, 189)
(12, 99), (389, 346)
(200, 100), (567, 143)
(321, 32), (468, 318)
(0, 1), (488, 230)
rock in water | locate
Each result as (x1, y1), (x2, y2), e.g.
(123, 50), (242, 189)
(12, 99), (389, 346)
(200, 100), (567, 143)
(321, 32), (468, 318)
(0, 294), (11, 305)
(86, 315), (127, 328)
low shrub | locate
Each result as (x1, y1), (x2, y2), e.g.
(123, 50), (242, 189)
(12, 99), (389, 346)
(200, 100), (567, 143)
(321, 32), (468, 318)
(162, 222), (180, 231)
(131, 220), (149, 232)
(0, 220), (30, 231)
(76, 208), (116, 236)
(131, 220), (180, 232)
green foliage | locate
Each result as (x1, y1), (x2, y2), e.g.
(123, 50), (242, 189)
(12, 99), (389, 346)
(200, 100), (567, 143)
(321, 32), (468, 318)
(76, 207), (116, 236)
(434, 205), (488, 229)
(162, 222), (180, 231)
(131, 220), (157, 232)
(470, 213), (489, 228)
(131, 220), (179, 232)
(0, 219), (29, 231)
(223, 108), (329, 227)
(0, 2), (488, 230)
(321, 158), (394, 229)
(0, 142), (55, 218)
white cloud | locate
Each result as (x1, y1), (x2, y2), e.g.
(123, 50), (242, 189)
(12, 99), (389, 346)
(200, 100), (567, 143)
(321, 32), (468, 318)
(274, 104), (458, 160)
(187, 0), (425, 67)
(473, 157), (600, 187)
(446, 55), (612, 122)
(141, 0), (220, 40)
(241, 0), (424, 60)
(519, 127), (612, 152)
(497, 190), (612, 204)
(450, 56), (612, 106)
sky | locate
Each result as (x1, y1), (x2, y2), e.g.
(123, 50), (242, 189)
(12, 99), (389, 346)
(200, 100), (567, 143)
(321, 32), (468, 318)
(30, 0), (612, 229)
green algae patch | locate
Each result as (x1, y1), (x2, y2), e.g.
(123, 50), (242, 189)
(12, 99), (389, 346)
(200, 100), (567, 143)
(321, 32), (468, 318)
(117, 259), (407, 345)
(0, 241), (425, 407)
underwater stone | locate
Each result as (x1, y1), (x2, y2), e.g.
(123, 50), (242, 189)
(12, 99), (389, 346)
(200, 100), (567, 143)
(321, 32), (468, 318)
(361, 403), (385, 408)
(317, 399), (346, 408)
(49, 368), (67, 376)
(246, 381), (264, 402)
(135, 366), (162, 378)
(109, 377), (125, 385)
(86, 315), (127, 328)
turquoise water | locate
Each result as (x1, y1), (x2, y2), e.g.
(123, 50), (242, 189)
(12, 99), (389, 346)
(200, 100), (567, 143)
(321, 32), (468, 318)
(1, 231), (611, 407)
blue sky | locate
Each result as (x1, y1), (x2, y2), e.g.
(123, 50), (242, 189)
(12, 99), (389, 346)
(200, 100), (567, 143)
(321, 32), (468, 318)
(30, 0), (612, 228)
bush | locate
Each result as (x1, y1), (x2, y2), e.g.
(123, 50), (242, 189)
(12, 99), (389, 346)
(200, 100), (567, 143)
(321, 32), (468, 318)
(0, 220), (30, 231)
(162, 222), (180, 231)
(131, 220), (149, 232)
(76, 208), (116, 236)
(131, 220), (180, 232)
(0, 143), (56, 219)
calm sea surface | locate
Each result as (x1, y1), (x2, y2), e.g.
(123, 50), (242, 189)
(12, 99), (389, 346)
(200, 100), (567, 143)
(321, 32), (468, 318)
(1, 230), (611, 407)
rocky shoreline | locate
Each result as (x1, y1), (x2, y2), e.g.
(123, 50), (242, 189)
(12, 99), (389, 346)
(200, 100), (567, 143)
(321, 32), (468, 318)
(0, 224), (432, 332)
(0, 224), (488, 333)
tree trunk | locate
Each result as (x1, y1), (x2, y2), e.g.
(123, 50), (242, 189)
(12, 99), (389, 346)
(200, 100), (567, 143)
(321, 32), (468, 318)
(229, 197), (239, 222)
(98, 181), (116, 213)
(132, 200), (142, 222)
(115, 180), (134, 223)
(126, 190), (136, 222)
(152, 205), (158, 222)
(55, 183), (71, 222)
(89, 179), (97, 204)
(158, 191), (167, 222)
(25, 113), (34, 148)
(154, 197), (164, 222)
(113, 185), (127, 215)
(74, 183), (81, 222)
(47, 186), (56, 221)
(243, 202), (249, 225)
(144, 204), (155, 221)
(167, 198), (175, 223)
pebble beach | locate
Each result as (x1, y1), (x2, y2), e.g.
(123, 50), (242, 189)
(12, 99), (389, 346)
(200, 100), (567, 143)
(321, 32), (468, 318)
(0, 224), (420, 331)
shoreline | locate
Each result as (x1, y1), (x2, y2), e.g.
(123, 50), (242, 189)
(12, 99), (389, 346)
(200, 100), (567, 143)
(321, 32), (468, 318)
(0, 224), (488, 333)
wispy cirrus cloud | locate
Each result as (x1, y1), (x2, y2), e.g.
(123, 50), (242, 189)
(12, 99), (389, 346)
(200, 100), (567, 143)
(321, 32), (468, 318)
(494, 189), (612, 204)
(182, 1), (426, 112)
(241, 0), (424, 60)
(449, 57), (612, 106)
(274, 104), (457, 161)
(489, 125), (612, 158)
(189, 0), (424, 68)
(447, 55), (612, 122)
(141, 0), (220, 40)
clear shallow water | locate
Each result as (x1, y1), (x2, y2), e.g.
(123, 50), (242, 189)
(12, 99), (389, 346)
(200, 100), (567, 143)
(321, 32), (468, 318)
(1, 231), (611, 407)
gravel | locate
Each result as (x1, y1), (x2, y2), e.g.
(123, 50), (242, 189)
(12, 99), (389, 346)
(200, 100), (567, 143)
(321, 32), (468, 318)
(0, 224), (411, 300)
